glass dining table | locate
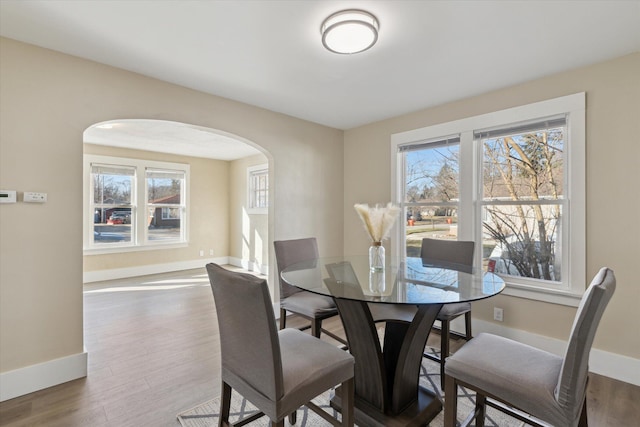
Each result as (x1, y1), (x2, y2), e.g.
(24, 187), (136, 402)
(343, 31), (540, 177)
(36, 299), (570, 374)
(281, 255), (505, 427)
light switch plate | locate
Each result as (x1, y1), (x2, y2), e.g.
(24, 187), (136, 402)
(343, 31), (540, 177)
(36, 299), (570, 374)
(23, 192), (48, 203)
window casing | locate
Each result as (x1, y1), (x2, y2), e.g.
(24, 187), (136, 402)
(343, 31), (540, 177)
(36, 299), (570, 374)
(84, 155), (189, 253)
(391, 93), (585, 306)
(247, 164), (268, 214)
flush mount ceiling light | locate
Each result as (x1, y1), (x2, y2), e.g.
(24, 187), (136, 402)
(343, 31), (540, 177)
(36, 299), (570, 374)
(321, 9), (379, 54)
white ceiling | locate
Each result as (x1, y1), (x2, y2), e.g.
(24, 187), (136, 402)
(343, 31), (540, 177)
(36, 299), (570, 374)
(1, 0), (639, 158)
(84, 119), (262, 161)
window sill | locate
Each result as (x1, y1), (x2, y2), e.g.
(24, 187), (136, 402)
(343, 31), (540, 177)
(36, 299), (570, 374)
(500, 280), (583, 307)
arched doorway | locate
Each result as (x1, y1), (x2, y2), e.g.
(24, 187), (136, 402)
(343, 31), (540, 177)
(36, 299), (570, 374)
(82, 119), (271, 282)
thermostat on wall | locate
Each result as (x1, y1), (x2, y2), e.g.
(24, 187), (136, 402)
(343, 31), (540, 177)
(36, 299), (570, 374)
(0, 190), (17, 203)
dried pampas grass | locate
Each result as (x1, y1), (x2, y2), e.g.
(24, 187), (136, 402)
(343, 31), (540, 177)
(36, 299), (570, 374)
(354, 203), (401, 243)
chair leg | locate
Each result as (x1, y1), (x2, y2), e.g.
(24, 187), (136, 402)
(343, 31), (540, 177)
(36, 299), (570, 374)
(341, 377), (355, 427)
(271, 420), (285, 427)
(475, 393), (486, 427)
(444, 374), (457, 427)
(288, 411), (297, 425)
(219, 381), (232, 427)
(464, 311), (472, 340)
(279, 308), (287, 330)
(578, 396), (588, 426)
(311, 318), (322, 338)
(440, 319), (450, 390)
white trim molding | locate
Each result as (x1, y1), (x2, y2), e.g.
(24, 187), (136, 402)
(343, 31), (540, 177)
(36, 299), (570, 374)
(0, 351), (88, 402)
(83, 257), (229, 283)
(472, 319), (640, 386)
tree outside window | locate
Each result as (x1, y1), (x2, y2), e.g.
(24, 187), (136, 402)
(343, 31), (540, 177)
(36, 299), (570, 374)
(401, 138), (460, 257)
(393, 93), (585, 304)
(85, 155), (189, 251)
(147, 169), (185, 243)
(480, 119), (565, 282)
(91, 164), (135, 244)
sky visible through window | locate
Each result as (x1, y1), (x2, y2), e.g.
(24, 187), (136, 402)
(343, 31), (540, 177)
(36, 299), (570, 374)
(405, 145), (459, 204)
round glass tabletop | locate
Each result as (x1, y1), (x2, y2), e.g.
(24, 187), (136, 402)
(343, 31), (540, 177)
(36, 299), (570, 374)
(281, 256), (505, 305)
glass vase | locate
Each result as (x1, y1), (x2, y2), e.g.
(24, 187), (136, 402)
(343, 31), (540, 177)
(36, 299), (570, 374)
(369, 270), (386, 295)
(369, 242), (385, 272)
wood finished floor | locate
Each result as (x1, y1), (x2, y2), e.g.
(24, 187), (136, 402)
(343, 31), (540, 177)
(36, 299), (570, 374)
(1, 267), (639, 427)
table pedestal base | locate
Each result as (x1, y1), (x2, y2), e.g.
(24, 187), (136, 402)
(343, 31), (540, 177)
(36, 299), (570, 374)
(331, 385), (442, 427)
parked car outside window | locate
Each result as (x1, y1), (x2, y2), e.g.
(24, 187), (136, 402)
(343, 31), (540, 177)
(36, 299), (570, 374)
(108, 211), (131, 224)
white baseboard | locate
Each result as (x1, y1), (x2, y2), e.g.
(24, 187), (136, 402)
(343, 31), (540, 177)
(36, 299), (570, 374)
(472, 319), (640, 386)
(83, 257), (229, 283)
(0, 351), (88, 402)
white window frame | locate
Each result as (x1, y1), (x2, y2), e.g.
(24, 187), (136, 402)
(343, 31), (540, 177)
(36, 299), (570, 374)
(391, 93), (585, 306)
(247, 163), (268, 215)
(84, 155), (190, 254)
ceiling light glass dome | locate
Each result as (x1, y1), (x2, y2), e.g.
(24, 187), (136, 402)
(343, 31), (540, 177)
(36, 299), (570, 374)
(321, 10), (379, 54)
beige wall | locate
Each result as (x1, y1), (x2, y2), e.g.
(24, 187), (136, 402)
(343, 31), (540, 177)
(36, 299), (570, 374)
(2, 32), (636, 392)
(83, 144), (231, 272)
(0, 37), (344, 374)
(344, 53), (640, 359)
(229, 153), (270, 272)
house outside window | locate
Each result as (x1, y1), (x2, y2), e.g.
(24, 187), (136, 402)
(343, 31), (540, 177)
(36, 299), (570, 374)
(84, 155), (189, 252)
(478, 117), (566, 283)
(247, 163), (268, 214)
(392, 93), (585, 306)
(147, 168), (186, 243)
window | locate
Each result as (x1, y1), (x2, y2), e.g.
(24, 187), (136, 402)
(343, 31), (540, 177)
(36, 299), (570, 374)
(147, 168), (186, 243)
(478, 117), (565, 283)
(247, 164), (268, 214)
(392, 93), (585, 306)
(90, 164), (135, 245)
(84, 155), (189, 252)
(399, 136), (462, 257)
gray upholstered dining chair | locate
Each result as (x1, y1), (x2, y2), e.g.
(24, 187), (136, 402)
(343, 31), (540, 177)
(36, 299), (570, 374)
(420, 237), (475, 389)
(206, 263), (355, 427)
(274, 238), (345, 344)
(444, 267), (616, 427)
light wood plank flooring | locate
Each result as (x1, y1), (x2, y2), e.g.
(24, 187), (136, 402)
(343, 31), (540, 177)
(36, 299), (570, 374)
(1, 268), (638, 426)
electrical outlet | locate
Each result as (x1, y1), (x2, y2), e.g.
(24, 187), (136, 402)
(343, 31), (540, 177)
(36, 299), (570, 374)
(199, 250), (204, 257)
(494, 307), (504, 322)
(209, 249), (214, 256)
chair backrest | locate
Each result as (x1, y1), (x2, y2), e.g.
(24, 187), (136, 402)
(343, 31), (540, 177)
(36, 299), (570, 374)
(206, 263), (284, 401)
(420, 238), (475, 273)
(555, 267), (615, 415)
(274, 237), (319, 300)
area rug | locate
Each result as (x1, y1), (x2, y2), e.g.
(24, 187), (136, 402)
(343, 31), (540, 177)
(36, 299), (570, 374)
(178, 348), (526, 426)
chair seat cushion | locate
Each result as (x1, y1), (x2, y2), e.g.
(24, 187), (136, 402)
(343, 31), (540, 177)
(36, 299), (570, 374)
(281, 291), (336, 318)
(445, 332), (567, 425)
(437, 302), (471, 320)
(278, 328), (354, 416)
